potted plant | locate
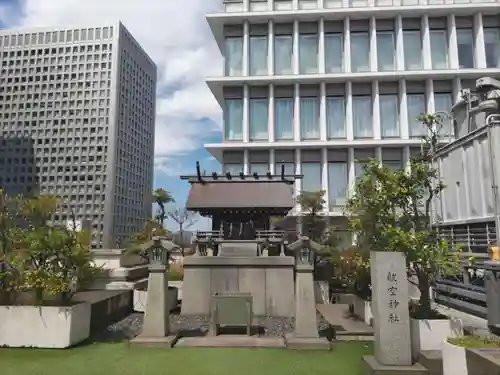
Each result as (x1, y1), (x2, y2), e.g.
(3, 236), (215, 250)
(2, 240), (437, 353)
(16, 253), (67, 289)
(443, 335), (500, 375)
(0, 194), (97, 348)
(344, 113), (463, 358)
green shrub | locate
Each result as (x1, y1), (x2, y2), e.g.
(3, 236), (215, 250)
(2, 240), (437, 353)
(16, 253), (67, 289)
(169, 263), (184, 281)
(448, 334), (500, 348)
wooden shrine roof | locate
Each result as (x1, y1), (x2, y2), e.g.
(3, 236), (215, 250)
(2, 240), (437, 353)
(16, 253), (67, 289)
(185, 180), (295, 211)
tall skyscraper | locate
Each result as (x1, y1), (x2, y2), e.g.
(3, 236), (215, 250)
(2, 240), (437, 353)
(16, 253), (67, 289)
(0, 22), (157, 248)
(204, 0), (500, 242)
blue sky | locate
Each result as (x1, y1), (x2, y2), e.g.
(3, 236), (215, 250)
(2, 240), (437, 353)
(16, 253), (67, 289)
(0, 0), (224, 231)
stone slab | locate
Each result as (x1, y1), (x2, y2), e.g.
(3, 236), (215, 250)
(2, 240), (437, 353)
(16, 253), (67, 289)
(294, 265), (319, 338)
(466, 348), (500, 375)
(175, 335), (285, 348)
(141, 269), (169, 337)
(285, 335), (331, 351)
(363, 356), (429, 375)
(183, 256), (295, 267)
(371, 251), (412, 366)
(129, 334), (178, 348)
(317, 303), (374, 336)
(417, 351), (442, 375)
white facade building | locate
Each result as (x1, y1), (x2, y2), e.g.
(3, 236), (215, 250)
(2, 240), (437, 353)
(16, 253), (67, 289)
(0, 22), (157, 248)
(204, 0), (500, 234)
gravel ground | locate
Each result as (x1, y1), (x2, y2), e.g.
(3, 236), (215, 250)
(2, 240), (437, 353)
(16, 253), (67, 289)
(93, 312), (332, 342)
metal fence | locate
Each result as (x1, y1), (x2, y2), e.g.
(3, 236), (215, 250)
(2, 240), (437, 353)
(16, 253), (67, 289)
(433, 251), (492, 318)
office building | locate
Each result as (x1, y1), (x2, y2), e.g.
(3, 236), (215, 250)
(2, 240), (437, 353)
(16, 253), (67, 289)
(204, 0), (500, 240)
(0, 22), (157, 248)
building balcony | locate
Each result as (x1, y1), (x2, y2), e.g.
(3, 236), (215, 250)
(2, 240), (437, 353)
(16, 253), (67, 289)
(206, 70), (500, 107)
(210, 0), (500, 51)
(221, 0), (499, 14)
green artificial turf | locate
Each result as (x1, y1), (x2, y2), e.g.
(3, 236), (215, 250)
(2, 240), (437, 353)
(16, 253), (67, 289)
(0, 341), (373, 375)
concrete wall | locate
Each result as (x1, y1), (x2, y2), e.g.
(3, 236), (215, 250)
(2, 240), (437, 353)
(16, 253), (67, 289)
(181, 256), (295, 318)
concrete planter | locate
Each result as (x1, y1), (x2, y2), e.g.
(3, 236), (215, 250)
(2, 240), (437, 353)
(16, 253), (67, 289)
(410, 318), (463, 359)
(352, 295), (373, 326)
(0, 303), (91, 348)
(133, 286), (178, 313)
(442, 340), (468, 375)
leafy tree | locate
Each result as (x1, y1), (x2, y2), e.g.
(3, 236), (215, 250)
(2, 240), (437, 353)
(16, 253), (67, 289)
(6, 194), (97, 305)
(124, 219), (169, 261)
(169, 207), (198, 255)
(0, 190), (24, 304)
(344, 113), (461, 316)
(296, 190), (353, 286)
(297, 190), (327, 242)
(153, 188), (174, 227)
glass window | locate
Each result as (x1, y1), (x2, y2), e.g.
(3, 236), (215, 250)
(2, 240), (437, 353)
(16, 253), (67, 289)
(377, 32), (395, 71)
(250, 36), (268, 75)
(430, 30), (448, 69)
(384, 160), (403, 171)
(485, 28), (500, 69)
(275, 98), (294, 140)
(275, 162), (295, 176)
(224, 164), (243, 174)
(353, 95), (373, 138)
(224, 99), (243, 140)
(328, 162), (348, 207)
(299, 34), (318, 74)
(274, 35), (293, 75)
(325, 33), (343, 73)
(407, 94), (426, 137)
(404, 30), (422, 70)
(434, 93), (453, 138)
(225, 37), (243, 76)
(326, 97), (346, 138)
(355, 161), (368, 179)
(379, 94), (400, 138)
(457, 29), (474, 69)
(249, 99), (269, 140)
(301, 163), (322, 193)
(351, 33), (370, 72)
(250, 163), (269, 175)
(300, 97), (320, 139)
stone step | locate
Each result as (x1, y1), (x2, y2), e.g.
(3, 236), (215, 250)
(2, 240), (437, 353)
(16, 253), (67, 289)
(96, 265), (149, 281)
(175, 336), (286, 348)
(87, 277), (148, 291)
(418, 350), (443, 375)
(92, 249), (147, 269)
(335, 334), (374, 341)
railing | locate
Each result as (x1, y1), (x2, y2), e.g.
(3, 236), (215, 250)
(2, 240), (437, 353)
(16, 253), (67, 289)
(432, 252), (492, 318)
(192, 229), (292, 257)
(433, 278), (487, 318)
(256, 230), (286, 240)
(437, 222), (497, 253)
(194, 230), (223, 241)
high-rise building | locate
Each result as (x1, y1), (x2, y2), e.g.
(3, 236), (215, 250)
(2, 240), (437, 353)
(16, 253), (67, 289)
(205, 0), (500, 240)
(0, 22), (157, 248)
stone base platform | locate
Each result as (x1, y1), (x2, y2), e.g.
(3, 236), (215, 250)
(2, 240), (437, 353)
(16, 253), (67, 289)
(72, 289), (132, 333)
(175, 335), (285, 348)
(363, 356), (429, 375)
(130, 334), (179, 348)
(417, 350), (442, 375)
(285, 335), (331, 350)
(317, 303), (374, 341)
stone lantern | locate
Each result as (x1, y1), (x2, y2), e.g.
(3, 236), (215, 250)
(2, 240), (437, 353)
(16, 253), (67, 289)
(147, 236), (169, 268)
(131, 235), (180, 347)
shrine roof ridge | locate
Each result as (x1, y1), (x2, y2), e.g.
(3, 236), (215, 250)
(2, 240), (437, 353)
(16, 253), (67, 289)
(180, 161), (303, 185)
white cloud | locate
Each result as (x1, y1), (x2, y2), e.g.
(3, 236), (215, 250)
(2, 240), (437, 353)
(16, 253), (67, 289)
(15, 0), (223, 161)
